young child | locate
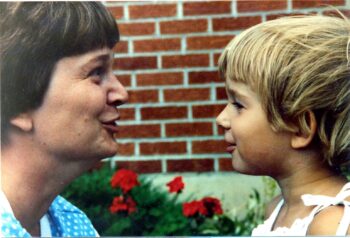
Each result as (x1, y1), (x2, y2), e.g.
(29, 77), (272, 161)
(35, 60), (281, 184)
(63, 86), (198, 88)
(216, 14), (350, 236)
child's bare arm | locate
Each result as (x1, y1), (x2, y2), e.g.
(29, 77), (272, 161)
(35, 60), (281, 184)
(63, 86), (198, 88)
(307, 205), (349, 235)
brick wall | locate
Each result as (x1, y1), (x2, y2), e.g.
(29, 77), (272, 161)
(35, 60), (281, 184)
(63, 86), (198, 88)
(106, 0), (349, 174)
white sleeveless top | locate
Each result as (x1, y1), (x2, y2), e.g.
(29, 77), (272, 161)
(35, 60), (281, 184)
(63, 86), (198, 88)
(252, 182), (350, 236)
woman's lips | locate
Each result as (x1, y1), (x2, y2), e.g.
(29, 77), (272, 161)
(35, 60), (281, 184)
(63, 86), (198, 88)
(102, 123), (119, 134)
(226, 145), (236, 153)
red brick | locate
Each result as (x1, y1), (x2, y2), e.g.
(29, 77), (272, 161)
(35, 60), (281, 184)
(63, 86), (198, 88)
(160, 19), (208, 34)
(117, 143), (135, 156)
(162, 54), (209, 68)
(213, 16), (262, 31)
(118, 22), (155, 36)
(266, 12), (310, 21)
(128, 89), (158, 103)
(113, 41), (128, 54)
(134, 38), (181, 52)
(108, 6), (124, 19)
(237, 0), (287, 12)
(115, 74), (131, 87)
(137, 72), (183, 86)
(187, 35), (234, 50)
(183, 1), (231, 15)
(119, 108), (135, 120)
(140, 141), (187, 155)
(216, 87), (227, 100)
(323, 9), (350, 18)
(167, 159), (214, 172)
(141, 106), (187, 120)
(114, 56), (157, 70)
(192, 139), (227, 153)
(192, 104), (226, 118)
(118, 124), (161, 138)
(293, 0), (344, 9)
(189, 71), (221, 84)
(164, 88), (210, 102)
(219, 158), (234, 171)
(214, 53), (222, 66)
(166, 122), (213, 137)
(115, 160), (162, 174)
(129, 4), (177, 19)
(217, 125), (225, 135)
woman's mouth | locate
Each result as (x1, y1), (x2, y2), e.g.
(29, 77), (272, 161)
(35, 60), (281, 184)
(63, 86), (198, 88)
(102, 122), (119, 135)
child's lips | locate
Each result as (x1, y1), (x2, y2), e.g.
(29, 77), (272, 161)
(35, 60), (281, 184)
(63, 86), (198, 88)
(226, 145), (236, 153)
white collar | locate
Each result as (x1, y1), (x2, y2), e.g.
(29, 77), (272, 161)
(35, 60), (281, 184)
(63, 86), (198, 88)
(0, 189), (52, 236)
(0, 189), (14, 214)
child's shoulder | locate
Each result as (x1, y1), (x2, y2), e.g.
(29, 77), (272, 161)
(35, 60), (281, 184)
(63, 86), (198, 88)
(265, 194), (283, 218)
(307, 181), (350, 235)
(307, 204), (349, 235)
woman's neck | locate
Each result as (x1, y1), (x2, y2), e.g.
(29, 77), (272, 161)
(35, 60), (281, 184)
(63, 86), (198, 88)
(1, 140), (76, 235)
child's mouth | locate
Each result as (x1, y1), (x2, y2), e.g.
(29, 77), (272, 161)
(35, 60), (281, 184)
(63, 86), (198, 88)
(226, 145), (236, 153)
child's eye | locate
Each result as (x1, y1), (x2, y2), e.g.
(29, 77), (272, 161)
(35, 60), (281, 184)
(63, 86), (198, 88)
(232, 101), (244, 111)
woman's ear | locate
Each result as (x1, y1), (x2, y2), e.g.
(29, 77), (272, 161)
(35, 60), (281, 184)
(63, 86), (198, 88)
(291, 110), (317, 149)
(10, 113), (33, 132)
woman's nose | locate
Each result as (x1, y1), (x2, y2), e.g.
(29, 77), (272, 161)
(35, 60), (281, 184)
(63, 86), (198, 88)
(216, 104), (230, 129)
(106, 74), (129, 106)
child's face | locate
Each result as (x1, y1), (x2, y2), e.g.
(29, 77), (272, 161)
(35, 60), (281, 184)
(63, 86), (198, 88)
(216, 80), (292, 176)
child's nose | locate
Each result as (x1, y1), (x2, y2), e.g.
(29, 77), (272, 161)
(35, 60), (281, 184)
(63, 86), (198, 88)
(216, 104), (230, 129)
(106, 74), (129, 106)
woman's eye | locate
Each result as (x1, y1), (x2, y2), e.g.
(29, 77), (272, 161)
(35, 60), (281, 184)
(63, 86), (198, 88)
(88, 67), (104, 78)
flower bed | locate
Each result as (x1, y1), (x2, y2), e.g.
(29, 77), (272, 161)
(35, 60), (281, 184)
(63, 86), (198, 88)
(61, 166), (268, 236)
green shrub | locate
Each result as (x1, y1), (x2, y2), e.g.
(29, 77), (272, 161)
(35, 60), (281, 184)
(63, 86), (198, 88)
(61, 166), (268, 236)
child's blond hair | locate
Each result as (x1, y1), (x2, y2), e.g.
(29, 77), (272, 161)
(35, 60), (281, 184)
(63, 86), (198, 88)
(218, 14), (350, 170)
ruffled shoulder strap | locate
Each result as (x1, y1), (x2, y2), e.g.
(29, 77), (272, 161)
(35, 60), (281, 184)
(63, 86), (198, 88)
(251, 198), (284, 235)
(301, 182), (350, 235)
(268, 199), (284, 228)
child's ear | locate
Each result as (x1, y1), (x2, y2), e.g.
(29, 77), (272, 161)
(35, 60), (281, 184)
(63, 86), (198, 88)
(291, 110), (317, 149)
(10, 113), (33, 132)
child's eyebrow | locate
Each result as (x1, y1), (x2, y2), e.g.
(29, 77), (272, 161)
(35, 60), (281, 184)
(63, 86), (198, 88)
(226, 86), (249, 101)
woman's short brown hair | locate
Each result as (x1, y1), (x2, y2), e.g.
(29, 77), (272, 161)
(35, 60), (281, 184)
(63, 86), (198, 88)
(1, 2), (119, 144)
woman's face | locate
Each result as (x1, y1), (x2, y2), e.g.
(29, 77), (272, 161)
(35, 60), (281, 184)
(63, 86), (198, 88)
(216, 80), (292, 177)
(30, 48), (128, 163)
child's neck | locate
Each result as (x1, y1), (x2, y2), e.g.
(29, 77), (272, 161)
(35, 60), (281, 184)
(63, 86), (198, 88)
(277, 163), (347, 206)
(271, 162), (347, 230)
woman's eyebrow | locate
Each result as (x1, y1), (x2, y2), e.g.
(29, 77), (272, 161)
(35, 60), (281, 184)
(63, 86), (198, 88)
(80, 54), (112, 71)
(87, 54), (111, 65)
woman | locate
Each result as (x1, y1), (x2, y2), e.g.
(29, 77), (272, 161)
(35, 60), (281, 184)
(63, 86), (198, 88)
(0, 2), (128, 236)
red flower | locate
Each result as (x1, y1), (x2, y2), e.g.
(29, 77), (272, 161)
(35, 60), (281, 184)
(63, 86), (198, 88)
(182, 200), (207, 217)
(166, 176), (184, 193)
(202, 197), (223, 217)
(110, 195), (137, 215)
(182, 197), (223, 218)
(111, 169), (140, 194)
